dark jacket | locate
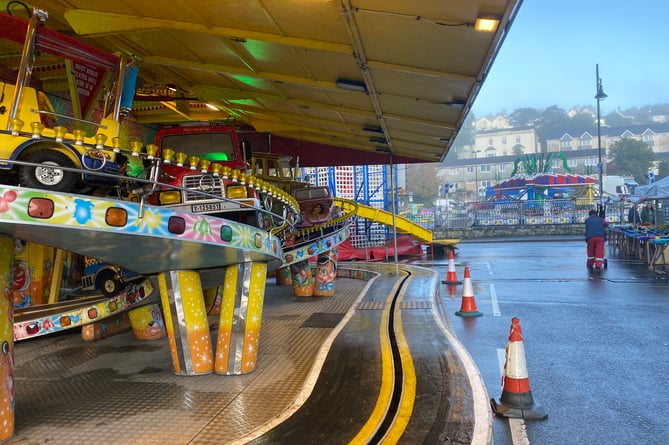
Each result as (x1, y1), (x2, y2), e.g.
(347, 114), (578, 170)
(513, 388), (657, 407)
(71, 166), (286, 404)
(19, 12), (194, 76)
(628, 206), (641, 224)
(641, 205), (655, 225)
(585, 215), (608, 241)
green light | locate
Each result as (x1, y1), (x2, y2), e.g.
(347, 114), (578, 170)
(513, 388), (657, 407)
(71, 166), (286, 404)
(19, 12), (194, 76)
(241, 40), (271, 63)
(229, 74), (267, 90)
(201, 152), (229, 161)
(226, 98), (258, 107)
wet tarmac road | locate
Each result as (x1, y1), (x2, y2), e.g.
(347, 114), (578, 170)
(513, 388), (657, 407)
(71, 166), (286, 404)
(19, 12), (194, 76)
(412, 237), (669, 445)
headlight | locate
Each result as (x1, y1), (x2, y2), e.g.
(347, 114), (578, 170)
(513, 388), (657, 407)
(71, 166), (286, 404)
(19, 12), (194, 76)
(227, 186), (248, 199)
(159, 190), (182, 205)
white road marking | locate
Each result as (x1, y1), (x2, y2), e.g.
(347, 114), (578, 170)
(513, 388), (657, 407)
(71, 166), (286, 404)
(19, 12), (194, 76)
(433, 302), (494, 444)
(497, 348), (530, 445)
(497, 348), (506, 377)
(490, 283), (501, 316)
(509, 419), (531, 445)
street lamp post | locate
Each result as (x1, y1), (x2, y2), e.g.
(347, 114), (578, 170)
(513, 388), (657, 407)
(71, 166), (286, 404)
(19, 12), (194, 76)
(595, 64), (607, 203)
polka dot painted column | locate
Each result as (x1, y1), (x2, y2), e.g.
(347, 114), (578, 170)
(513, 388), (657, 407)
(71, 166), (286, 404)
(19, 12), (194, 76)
(158, 270), (213, 376)
(214, 262), (267, 375)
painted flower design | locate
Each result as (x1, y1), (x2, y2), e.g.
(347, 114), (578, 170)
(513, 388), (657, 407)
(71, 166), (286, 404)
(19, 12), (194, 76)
(0, 191), (17, 213)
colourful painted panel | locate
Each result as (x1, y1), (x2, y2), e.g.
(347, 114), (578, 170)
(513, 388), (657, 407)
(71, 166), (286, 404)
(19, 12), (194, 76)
(313, 247), (338, 297)
(12, 241), (54, 308)
(291, 260), (314, 297)
(13, 278), (154, 341)
(128, 303), (165, 340)
(0, 236), (15, 440)
(282, 225), (350, 267)
(0, 186), (281, 262)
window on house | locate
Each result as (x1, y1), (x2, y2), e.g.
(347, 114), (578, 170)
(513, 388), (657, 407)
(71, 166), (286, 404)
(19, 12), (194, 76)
(480, 165), (491, 172)
(643, 132), (655, 146)
(585, 157), (597, 166)
(568, 159), (578, 168)
(561, 137), (572, 150)
(466, 166), (474, 174)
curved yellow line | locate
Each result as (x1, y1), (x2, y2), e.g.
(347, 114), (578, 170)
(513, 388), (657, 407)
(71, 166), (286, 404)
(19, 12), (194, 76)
(381, 283), (416, 443)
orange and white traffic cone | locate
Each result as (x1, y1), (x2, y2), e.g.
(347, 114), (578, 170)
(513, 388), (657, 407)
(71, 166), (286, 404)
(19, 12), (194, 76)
(491, 317), (547, 420)
(455, 266), (482, 317)
(442, 250), (462, 285)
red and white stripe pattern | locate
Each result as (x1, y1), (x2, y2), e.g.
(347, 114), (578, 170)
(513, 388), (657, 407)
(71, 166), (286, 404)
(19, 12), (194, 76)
(455, 266), (482, 317)
(442, 250), (462, 284)
(491, 317), (547, 419)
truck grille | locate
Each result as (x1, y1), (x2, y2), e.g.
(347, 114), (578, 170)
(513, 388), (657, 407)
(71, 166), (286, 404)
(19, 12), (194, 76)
(182, 174), (224, 201)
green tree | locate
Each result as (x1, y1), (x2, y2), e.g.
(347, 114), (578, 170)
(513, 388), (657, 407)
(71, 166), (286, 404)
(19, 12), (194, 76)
(508, 107), (540, 127)
(567, 110), (595, 130)
(604, 109), (635, 127)
(405, 163), (439, 206)
(534, 106), (569, 152)
(608, 138), (655, 184)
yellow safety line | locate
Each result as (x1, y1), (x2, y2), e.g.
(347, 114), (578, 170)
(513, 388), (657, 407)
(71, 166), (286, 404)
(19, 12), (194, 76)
(381, 282), (416, 443)
(349, 277), (405, 444)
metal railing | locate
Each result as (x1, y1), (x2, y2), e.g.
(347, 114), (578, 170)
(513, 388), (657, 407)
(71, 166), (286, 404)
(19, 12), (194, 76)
(402, 198), (644, 229)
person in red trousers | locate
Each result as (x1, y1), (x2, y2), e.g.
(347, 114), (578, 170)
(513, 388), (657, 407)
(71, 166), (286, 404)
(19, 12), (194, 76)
(585, 209), (609, 273)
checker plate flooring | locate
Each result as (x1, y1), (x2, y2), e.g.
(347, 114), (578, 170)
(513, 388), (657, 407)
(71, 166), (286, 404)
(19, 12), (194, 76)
(10, 278), (366, 444)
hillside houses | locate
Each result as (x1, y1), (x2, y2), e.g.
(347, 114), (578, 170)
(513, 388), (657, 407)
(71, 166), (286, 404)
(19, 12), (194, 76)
(441, 122), (669, 201)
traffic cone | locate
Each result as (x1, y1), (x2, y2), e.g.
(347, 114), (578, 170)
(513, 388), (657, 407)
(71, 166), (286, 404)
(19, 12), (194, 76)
(442, 250), (462, 285)
(491, 317), (547, 420)
(455, 267), (482, 317)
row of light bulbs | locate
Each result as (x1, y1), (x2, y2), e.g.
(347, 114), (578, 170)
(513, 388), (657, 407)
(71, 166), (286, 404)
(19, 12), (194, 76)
(10, 118), (114, 149)
(9, 117), (300, 215)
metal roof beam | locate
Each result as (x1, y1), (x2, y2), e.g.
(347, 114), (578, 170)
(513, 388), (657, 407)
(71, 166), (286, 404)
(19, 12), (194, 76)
(64, 9), (353, 54)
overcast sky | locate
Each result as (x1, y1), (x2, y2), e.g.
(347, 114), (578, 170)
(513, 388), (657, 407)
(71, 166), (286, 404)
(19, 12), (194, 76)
(472, 0), (669, 117)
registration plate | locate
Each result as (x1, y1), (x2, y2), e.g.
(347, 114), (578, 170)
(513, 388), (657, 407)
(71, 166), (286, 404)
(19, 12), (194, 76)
(191, 202), (222, 213)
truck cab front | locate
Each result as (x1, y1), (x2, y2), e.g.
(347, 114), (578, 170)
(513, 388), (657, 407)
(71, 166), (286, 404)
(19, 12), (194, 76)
(150, 124), (263, 225)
